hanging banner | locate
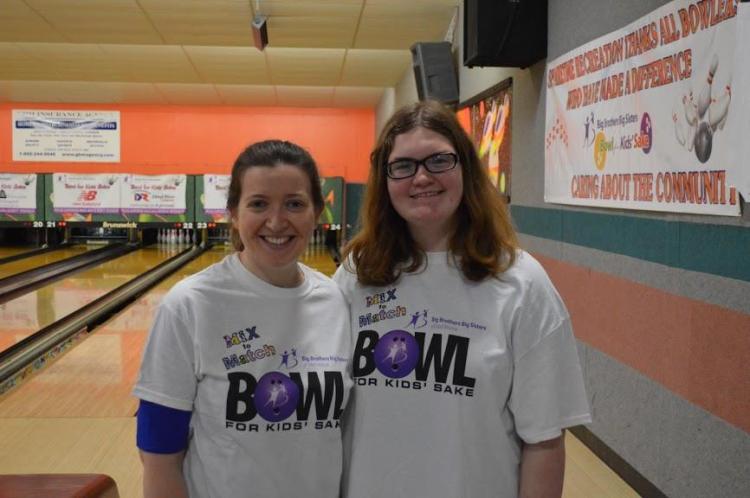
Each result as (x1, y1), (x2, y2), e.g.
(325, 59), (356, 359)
(203, 174), (230, 215)
(545, 0), (748, 216)
(52, 173), (121, 213)
(12, 110), (120, 163)
(0, 174), (37, 214)
(121, 174), (187, 214)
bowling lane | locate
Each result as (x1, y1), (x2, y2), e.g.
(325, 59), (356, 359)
(300, 244), (337, 276)
(0, 245), (232, 418)
(0, 244), (186, 355)
(0, 246), (37, 260)
(0, 244), (95, 280)
(0, 245), (339, 418)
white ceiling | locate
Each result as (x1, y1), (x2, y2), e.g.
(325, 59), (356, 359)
(0, 0), (460, 108)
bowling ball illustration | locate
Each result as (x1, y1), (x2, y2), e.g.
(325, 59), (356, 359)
(373, 330), (419, 379)
(254, 372), (299, 422)
(693, 121), (713, 163)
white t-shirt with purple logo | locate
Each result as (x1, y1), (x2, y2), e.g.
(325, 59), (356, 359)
(134, 253), (352, 498)
(333, 250), (591, 498)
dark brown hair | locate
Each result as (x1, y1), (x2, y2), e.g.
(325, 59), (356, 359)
(227, 140), (323, 251)
(343, 100), (518, 286)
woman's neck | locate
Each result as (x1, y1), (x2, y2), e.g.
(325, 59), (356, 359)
(408, 220), (453, 252)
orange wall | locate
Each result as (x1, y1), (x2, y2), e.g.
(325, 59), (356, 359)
(0, 103), (374, 183)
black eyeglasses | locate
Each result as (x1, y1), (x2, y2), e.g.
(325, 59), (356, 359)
(385, 152), (459, 179)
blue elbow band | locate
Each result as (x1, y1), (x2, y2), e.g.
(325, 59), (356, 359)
(136, 399), (192, 454)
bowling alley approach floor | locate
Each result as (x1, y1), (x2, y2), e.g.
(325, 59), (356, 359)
(0, 244), (637, 497)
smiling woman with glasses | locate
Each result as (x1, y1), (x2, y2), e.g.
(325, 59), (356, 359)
(385, 151), (458, 179)
(334, 100), (592, 498)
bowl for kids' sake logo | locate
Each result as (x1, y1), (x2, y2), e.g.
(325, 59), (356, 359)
(640, 113), (653, 154)
(593, 131), (611, 171)
(254, 372), (299, 422)
(373, 330), (419, 379)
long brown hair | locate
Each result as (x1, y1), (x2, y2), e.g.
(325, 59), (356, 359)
(226, 140), (323, 252)
(343, 100), (518, 286)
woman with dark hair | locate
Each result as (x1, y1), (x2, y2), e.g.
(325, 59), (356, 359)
(134, 140), (352, 497)
(334, 100), (591, 497)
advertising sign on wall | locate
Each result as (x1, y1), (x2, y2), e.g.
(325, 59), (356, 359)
(12, 110), (120, 163)
(203, 175), (231, 215)
(0, 173), (37, 214)
(545, 0), (749, 215)
(52, 173), (121, 214)
(121, 174), (187, 215)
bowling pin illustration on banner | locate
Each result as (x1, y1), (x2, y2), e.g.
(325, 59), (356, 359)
(672, 53), (731, 163)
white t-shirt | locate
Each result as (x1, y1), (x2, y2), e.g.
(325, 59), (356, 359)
(134, 253), (353, 498)
(333, 250), (591, 498)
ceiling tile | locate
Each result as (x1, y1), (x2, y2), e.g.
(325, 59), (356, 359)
(355, 3), (455, 49)
(26, 0), (164, 45)
(266, 47), (345, 86)
(0, 0), (67, 43)
(275, 85), (334, 107)
(140, 0), (254, 46)
(333, 86), (384, 107)
(0, 80), (62, 103)
(17, 43), (125, 81)
(340, 49), (411, 86)
(0, 43), (54, 80)
(215, 84), (278, 106)
(0, 80), (168, 105)
(99, 45), (202, 83)
(155, 83), (223, 105)
(184, 46), (270, 85)
(266, 16), (358, 49)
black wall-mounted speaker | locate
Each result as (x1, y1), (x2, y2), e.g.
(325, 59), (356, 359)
(252, 15), (268, 51)
(464, 0), (547, 68)
(411, 42), (459, 106)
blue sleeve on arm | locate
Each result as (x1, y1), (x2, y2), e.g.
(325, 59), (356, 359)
(136, 399), (192, 454)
